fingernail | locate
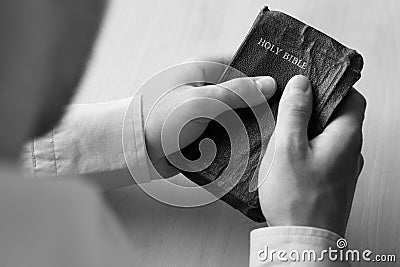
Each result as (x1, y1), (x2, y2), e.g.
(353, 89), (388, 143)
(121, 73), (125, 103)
(288, 75), (310, 92)
(255, 76), (276, 95)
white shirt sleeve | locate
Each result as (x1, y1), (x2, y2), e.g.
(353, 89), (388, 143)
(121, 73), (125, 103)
(20, 95), (152, 190)
(249, 226), (351, 266)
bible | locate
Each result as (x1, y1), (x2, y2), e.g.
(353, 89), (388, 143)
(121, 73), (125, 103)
(179, 6), (363, 222)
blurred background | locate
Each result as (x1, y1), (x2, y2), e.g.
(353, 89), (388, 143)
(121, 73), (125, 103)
(75, 0), (400, 266)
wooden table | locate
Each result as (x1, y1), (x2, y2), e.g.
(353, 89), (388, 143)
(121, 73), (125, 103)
(75, 0), (400, 266)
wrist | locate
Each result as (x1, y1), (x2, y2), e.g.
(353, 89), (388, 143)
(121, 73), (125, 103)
(264, 212), (346, 237)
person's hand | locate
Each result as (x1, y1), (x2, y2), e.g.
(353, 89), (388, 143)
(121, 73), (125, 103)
(145, 55), (277, 178)
(258, 75), (366, 236)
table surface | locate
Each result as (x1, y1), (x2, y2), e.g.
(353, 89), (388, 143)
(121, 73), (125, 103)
(75, 0), (400, 266)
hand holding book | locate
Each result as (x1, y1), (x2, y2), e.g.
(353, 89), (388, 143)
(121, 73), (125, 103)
(179, 6), (364, 222)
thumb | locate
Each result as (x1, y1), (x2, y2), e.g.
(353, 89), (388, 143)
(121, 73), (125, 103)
(275, 75), (313, 148)
(199, 76), (276, 109)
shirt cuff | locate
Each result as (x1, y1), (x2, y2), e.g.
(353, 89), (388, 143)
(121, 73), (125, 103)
(250, 226), (351, 266)
(128, 93), (152, 184)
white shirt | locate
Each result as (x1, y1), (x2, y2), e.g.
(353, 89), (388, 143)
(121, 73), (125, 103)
(14, 97), (350, 266)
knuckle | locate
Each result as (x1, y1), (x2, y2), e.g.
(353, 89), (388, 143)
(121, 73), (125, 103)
(359, 154), (365, 169)
(212, 86), (228, 100)
(359, 94), (367, 110)
(232, 79), (245, 96)
(218, 78), (255, 106)
(351, 88), (367, 111)
(204, 86), (240, 109)
(221, 78), (236, 89)
(348, 126), (363, 141)
(228, 78), (252, 95)
(341, 127), (363, 152)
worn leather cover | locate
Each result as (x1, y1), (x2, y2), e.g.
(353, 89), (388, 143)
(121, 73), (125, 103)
(179, 6), (363, 222)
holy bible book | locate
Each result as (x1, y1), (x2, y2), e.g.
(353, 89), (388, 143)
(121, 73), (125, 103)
(179, 6), (363, 222)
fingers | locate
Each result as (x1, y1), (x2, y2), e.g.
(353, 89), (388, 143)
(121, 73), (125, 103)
(324, 88), (367, 136)
(185, 53), (234, 66)
(184, 53), (234, 84)
(197, 76), (276, 109)
(275, 75), (313, 149)
(310, 88), (366, 171)
(319, 88), (366, 155)
(358, 154), (364, 175)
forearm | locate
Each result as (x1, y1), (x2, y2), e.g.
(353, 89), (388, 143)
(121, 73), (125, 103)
(21, 97), (149, 190)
